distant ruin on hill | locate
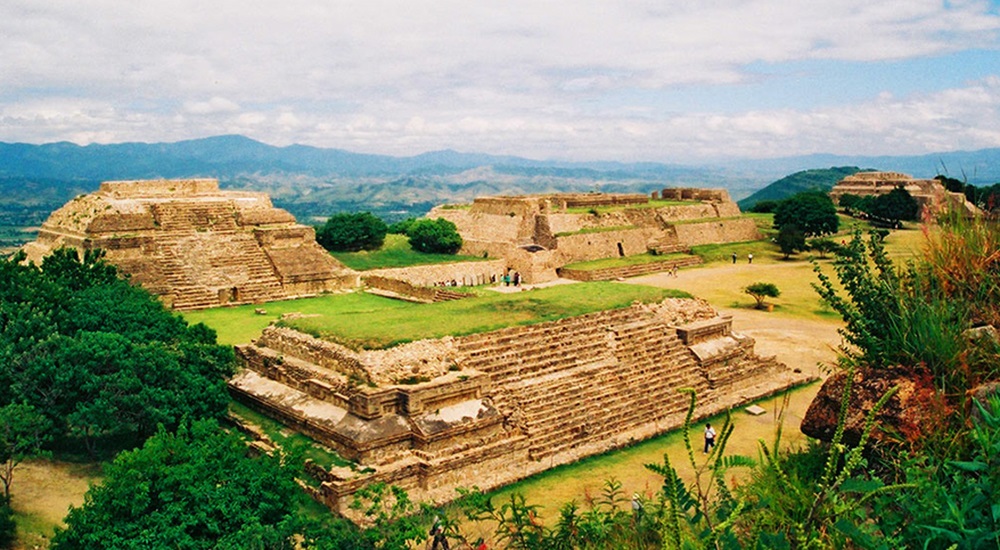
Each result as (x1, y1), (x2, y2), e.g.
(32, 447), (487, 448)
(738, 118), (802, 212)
(829, 171), (980, 217)
(430, 189), (759, 284)
(231, 297), (814, 516)
(22, 179), (358, 310)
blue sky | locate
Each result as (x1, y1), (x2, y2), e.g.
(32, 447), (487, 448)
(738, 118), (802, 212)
(2, 1), (999, 162)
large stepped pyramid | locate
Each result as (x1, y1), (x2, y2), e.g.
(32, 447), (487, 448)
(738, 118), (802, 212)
(21, 179), (359, 310)
(229, 297), (815, 517)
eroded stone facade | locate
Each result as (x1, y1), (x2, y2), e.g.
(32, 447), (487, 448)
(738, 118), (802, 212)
(428, 190), (759, 284)
(230, 298), (814, 516)
(829, 171), (980, 218)
(22, 179), (358, 310)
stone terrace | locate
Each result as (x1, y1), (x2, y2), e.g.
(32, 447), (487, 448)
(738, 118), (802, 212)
(230, 297), (814, 516)
(22, 179), (358, 310)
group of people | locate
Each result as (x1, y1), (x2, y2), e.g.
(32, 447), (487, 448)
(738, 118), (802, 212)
(502, 270), (521, 286)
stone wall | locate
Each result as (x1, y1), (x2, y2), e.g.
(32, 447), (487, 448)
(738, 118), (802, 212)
(230, 298), (815, 517)
(364, 259), (507, 287)
(557, 256), (702, 281)
(672, 218), (761, 246)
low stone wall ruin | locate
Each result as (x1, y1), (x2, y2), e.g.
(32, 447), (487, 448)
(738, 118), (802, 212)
(557, 256), (702, 281)
(364, 259), (507, 287)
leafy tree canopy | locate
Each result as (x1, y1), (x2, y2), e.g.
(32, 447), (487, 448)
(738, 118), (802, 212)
(0, 249), (234, 456)
(52, 420), (303, 550)
(773, 191), (839, 237)
(744, 282), (780, 309)
(776, 224), (807, 259)
(869, 186), (920, 222)
(406, 218), (463, 255)
(317, 212), (388, 252)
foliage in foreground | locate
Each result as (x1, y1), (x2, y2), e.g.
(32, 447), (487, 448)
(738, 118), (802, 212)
(53, 420), (304, 549)
(0, 249), (235, 458)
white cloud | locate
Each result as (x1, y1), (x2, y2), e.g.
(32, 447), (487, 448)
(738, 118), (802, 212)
(0, 0), (999, 160)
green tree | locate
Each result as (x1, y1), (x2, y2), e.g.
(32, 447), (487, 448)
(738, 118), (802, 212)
(317, 212), (388, 252)
(776, 224), (807, 259)
(869, 186), (920, 223)
(0, 403), (51, 500)
(53, 420), (304, 550)
(837, 193), (862, 212)
(748, 200), (779, 213)
(387, 217), (417, 235)
(773, 192), (839, 237)
(406, 218), (463, 254)
(0, 250), (234, 456)
(744, 282), (780, 310)
(809, 237), (839, 259)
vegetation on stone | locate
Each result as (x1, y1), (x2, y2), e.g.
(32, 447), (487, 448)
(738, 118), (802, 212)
(316, 211), (388, 252)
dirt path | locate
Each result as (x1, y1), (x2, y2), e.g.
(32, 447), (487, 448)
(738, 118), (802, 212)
(9, 460), (99, 548)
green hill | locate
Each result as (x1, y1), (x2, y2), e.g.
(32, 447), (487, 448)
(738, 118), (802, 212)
(737, 166), (865, 210)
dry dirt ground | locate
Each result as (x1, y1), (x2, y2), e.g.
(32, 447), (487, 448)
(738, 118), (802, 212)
(10, 460), (98, 548)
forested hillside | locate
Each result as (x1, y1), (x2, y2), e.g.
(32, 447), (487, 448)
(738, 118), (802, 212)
(737, 166), (864, 210)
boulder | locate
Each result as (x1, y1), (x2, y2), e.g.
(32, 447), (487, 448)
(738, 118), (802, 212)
(801, 366), (950, 446)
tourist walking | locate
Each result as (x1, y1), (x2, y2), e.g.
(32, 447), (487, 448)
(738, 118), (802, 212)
(731, 252), (737, 264)
(503, 271), (510, 286)
(747, 253), (753, 264)
(704, 423), (716, 453)
(429, 516), (450, 550)
(513, 271), (521, 286)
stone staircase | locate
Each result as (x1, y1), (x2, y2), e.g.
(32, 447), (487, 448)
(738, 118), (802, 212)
(456, 309), (710, 461)
(150, 201), (239, 231)
(156, 232), (286, 310)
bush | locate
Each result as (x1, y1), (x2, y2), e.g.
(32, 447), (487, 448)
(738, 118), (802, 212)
(387, 217), (417, 235)
(317, 212), (388, 252)
(749, 200), (779, 213)
(776, 224), (807, 259)
(406, 218), (463, 255)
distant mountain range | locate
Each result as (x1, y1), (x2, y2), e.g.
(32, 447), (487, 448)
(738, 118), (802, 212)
(2, 134), (999, 223)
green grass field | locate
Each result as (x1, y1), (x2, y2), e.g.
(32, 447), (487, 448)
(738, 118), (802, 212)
(182, 282), (691, 348)
(331, 233), (486, 270)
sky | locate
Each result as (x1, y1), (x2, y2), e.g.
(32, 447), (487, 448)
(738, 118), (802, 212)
(2, 1), (1000, 162)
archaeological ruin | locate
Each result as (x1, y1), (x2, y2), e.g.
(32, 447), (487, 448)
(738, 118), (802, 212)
(829, 171), (980, 218)
(22, 179), (358, 310)
(429, 189), (760, 284)
(230, 297), (814, 515)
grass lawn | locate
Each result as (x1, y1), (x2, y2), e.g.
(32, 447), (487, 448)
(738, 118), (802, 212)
(332, 233), (486, 271)
(182, 282), (690, 349)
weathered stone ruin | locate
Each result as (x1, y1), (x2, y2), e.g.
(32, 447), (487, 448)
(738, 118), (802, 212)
(429, 190), (760, 284)
(829, 171), (980, 218)
(230, 298), (814, 516)
(22, 179), (357, 310)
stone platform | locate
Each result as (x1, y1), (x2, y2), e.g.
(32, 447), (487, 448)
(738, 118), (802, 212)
(22, 179), (358, 310)
(229, 297), (815, 516)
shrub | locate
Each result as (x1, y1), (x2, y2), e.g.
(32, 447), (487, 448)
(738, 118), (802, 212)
(749, 199), (779, 213)
(387, 217), (417, 235)
(776, 224), (807, 259)
(317, 212), (388, 252)
(406, 218), (463, 255)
